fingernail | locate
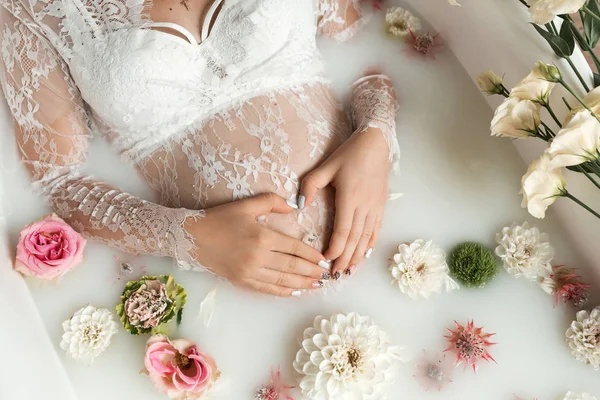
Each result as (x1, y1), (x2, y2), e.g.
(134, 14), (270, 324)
(345, 265), (356, 276)
(312, 281), (324, 288)
(291, 290), (302, 297)
(365, 248), (374, 259)
(286, 199), (298, 209)
(333, 271), (341, 280)
(321, 272), (331, 280)
(298, 195), (306, 209)
(318, 260), (331, 270)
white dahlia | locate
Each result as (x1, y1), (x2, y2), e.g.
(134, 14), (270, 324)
(389, 240), (459, 299)
(293, 313), (406, 400)
(495, 222), (554, 280)
(564, 392), (597, 400)
(385, 7), (421, 38)
(565, 307), (600, 370)
(60, 305), (119, 364)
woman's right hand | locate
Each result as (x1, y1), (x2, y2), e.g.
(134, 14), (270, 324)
(184, 193), (330, 296)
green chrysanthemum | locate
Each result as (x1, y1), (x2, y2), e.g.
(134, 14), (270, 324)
(449, 242), (498, 288)
(116, 275), (186, 335)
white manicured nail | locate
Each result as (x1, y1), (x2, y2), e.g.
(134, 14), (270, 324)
(286, 199), (299, 209)
(298, 195), (306, 209)
(291, 290), (302, 297)
(318, 260), (331, 270)
(365, 248), (374, 259)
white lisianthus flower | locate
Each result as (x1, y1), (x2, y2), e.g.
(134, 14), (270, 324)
(385, 7), (421, 38)
(521, 152), (566, 219)
(389, 240), (459, 299)
(565, 307), (600, 370)
(60, 305), (119, 365)
(510, 62), (557, 104)
(548, 111), (600, 169)
(491, 97), (541, 138)
(564, 392), (598, 400)
(477, 69), (505, 95)
(495, 222), (553, 281)
(564, 86), (600, 126)
(529, 0), (587, 25)
(448, 0), (461, 5)
(294, 313), (406, 400)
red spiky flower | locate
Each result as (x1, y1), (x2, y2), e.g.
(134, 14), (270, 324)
(254, 366), (294, 400)
(360, 0), (386, 11)
(404, 30), (443, 58)
(548, 265), (591, 308)
(444, 320), (497, 373)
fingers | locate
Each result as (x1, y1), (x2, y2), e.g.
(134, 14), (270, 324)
(245, 279), (301, 297)
(369, 211), (383, 250)
(258, 268), (322, 290)
(332, 209), (366, 277)
(242, 192), (297, 216)
(269, 253), (329, 280)
(271, 231), (327, 267)
(347, 211), (377, 271)
(299, 162), (336, 209)
(324, 195), (354, 261)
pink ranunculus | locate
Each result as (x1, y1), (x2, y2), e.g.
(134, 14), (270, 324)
(14, 213), (86, 280)
(144, 335), (220, 400)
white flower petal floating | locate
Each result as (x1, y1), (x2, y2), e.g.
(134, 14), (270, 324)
(198, 286), (217, 328)
(60, 305), (118, 365)
(389, 239), (459, 299)
(564, 392), (598, 400)
(294, 312), (407, 400)
(385, 7), (421, 38)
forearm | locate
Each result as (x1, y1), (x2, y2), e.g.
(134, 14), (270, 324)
(350, 73), (400, 173)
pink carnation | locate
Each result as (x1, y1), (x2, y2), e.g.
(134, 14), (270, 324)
(144, 335), (219, 400)
(14, 213), (86, 280)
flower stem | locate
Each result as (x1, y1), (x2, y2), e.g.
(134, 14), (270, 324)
(562, 96), (572, 111)
(565, 57), (591, 92)
(568, 15), (600, 74)
(540, 121), (556, 138)
(517, 0), (529, 7)
(576, 165), (600, 190)
(563, 191), (600, 219)
(542, 101), (562, 128)
(559, 78), (600, 122)
(583, 5), (600, 24)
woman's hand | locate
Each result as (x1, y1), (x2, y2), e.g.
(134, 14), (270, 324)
(184, 193), (330, 296)
(299, 127), (391, 278)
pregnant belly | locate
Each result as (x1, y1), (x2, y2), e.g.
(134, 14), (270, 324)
(139, 83), (351, 252)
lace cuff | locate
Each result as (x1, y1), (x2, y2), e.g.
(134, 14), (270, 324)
(350, 73), (400, 174)
(316, 0), (371, 42)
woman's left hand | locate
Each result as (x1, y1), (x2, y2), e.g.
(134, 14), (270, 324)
(299, 127), (391, 278)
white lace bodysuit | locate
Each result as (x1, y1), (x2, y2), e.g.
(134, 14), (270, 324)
(0, 0), (400, 270)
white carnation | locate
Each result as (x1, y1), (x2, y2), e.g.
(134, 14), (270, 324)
(385, 7), (421, 38)
(389, 239), (459, 299)
(565, 307), (600, 370)
(495, 222), (554, 280)
(60, 305), (119, 364)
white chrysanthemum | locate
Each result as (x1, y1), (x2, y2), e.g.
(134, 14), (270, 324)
(389, 240), (459, 299)
(495, 222), (554, 280)
(564, 392), (597, 400)
(293, 313), (406, 400)
(385, 7), (421, 38)
(565, 307), (600, 370)
(60, 305), (119, 364)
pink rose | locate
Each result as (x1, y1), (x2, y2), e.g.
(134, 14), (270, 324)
(144, 335), (219, 400)
(14, 213), (86, 280)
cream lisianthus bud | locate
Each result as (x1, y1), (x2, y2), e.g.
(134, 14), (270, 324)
(510, 62), (556, 104)
(563, 86), (600, 126)
(547, 111), (600, 169)
(477, 69), (505, 95)
(536, 62), (562, 82)
(521, 152), (566, 219)
(529, 0), (587, 25)
(491, 97), (541, 138)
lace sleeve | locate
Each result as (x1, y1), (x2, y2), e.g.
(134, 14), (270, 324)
(0, 7), (203, 270)
(350, 73), (400, 174)
(315, 0), (369, 42)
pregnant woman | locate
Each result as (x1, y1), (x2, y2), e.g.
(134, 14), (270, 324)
(0, 0), (399, 296)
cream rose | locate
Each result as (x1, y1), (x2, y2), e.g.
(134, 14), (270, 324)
(491, 97), (540, 138)
(521, 152), (566, 218)
(510, 62), (556, 104)
(548, 111), (600, 169)
(529, 0), (586, 25)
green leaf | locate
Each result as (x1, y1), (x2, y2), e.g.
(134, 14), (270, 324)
(559, 21), (576, 55)
(532, 23), (573, 58)
(585, 0), (600, 48)
(594, 72), (600, 87)
(567, 162), (597, 174)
